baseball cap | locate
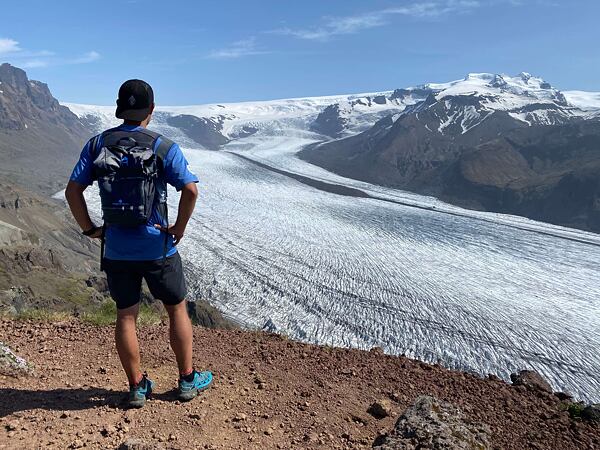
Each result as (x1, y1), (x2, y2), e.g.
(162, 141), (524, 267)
(115, 79), (154, 121)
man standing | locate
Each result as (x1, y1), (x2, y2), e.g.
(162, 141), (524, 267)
(65, 79), (212, 408)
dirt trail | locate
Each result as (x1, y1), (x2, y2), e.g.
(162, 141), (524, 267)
(0, 319), (598, 449)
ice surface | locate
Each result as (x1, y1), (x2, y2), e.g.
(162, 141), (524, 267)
(185, 139), (600, 403)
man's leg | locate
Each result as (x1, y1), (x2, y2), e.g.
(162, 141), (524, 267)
(145, 253), (212, 400)
(115, 303), (143, 385)
(164, 301), (193, 375)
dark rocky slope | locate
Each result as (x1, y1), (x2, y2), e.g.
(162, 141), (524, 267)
(165, 113), (230, 150)
(301, 95), (600, 233)
(0, 63), (90, 193)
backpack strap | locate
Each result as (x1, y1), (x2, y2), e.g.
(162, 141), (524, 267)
(155, 135), (174, 162)
(131, 129), (173, 160)
(149, 134), (175, 277)
(88, 133), (106, 271)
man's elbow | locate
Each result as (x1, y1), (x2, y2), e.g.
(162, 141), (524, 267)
(65, 180), (85, 202)
(182, 182), (198, 199)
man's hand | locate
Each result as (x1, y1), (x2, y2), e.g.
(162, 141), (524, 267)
(153, 182), (197, 246)
(87, 227), (103, 239)
(154, 223), (186, 245)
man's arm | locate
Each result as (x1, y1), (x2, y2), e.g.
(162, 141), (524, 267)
(65, 180), (102, 238)
(155, 181), (198, 245)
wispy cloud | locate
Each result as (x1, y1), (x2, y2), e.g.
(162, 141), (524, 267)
(206, 37), (269, 60)
(0, 38), (21, 54)
(20, 59), (49, 68)
(0, 37), (100, 68)
(272, 1), (483, 41)
(69, 51), (101, 64)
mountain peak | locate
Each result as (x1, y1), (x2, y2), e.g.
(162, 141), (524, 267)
(519, 71), (532, 81)
(0, 63), (30, 93)
(0, 63), (85, 132)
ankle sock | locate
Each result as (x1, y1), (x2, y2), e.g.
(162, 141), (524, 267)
(131, 374), (145, 388)
(181, 369), (195, 382)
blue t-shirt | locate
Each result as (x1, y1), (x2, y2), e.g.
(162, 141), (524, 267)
(70, 124), (199, 261)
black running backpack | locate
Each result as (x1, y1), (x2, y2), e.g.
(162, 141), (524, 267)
(90, 129), (174, 272)
(90, 129), (173, 227)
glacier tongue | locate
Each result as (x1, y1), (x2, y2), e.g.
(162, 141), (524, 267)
(174, 137), (600, 403)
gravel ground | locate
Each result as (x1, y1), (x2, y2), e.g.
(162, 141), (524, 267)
(0, 319), (598, 449)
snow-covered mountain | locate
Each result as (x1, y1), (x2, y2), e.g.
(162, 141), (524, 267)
(65, 72), (600, 150)
(300, 74), (600, 233)
(65, 90), (410, 149)
(414, 72), (584, 130)
(64, 73), (600, 233)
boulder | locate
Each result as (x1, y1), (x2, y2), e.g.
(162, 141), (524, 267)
(510, 370), (553, 393)
(373, 396), (490, 449)
(0, 342), (33, 377)
(118, 439), (164, 450)
(554, 391), (573, 401)
(581, 405), (600, 423)
(368, 399), (393, 419)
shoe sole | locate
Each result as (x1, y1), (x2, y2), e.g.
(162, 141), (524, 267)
(178, 381), (212, 402)
(128, 399), (147, 409)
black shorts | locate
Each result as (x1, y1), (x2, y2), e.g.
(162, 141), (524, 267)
(103, 252), (187, 309)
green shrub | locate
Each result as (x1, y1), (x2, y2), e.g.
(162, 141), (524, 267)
(81, 300), (163, 326)
(81, 300), (117, 326)
(568, 402), (585, 419)
(15, 309), (72, 322)
(138, 303), (163, 326)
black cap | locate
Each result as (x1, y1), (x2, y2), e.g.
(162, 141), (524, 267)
(115, 79), (154, 121)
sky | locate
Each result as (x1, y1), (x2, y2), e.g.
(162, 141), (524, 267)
(0, 0), (599, 105)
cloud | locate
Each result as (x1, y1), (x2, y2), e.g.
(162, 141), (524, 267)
(207, 37), (269, 60)
(0, 37), (100, 68)
(20, 59), (49, 68)
(272, 1), (484, 41)
(0, 38), (21, 55)
(69, 51), (101, 64)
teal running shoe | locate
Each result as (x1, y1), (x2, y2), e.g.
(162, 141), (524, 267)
(178, 370), (213, 401)
(128, 373), (154, 409)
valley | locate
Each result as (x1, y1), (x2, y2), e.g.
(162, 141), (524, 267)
(62, 72), (600, 403)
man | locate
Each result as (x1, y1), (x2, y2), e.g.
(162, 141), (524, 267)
(65, 79), (212, 408)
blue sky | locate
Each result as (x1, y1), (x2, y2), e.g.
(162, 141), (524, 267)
(1, 0), (599, 105)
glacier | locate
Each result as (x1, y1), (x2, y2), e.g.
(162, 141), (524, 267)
(187, 139), (600, 403)
(62, 74), (600, 402)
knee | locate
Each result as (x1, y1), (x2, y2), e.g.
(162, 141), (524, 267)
(116, 304), (140, 326)
(165, 300), (188, 318)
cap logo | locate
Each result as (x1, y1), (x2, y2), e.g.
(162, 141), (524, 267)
(128, 95), (136, 106)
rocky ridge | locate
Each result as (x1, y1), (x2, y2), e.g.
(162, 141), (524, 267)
(0, 63), (90, 193)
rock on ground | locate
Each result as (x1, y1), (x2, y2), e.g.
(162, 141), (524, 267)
(0, 341), (33, 377)
(373, 396), (491, 450)
(510, 370), (553, 393)
(118, 438), (164, 450)
(368, 399), (393, 419)
(582, 405), (600, 423)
